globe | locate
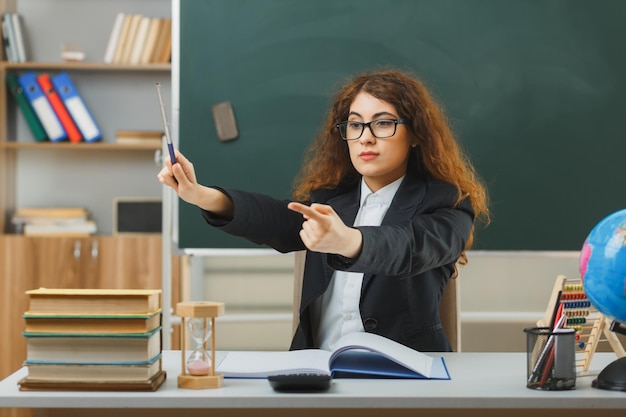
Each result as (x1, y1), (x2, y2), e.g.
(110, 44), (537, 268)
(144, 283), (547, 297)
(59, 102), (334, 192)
(579, 208), (626, 391)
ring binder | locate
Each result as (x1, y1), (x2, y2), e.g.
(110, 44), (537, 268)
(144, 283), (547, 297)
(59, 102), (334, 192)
(6, 73), (47, 141)
(38, 73), (82, 143)
(18, 71), (67, 142)
(51, 72), (102, 142)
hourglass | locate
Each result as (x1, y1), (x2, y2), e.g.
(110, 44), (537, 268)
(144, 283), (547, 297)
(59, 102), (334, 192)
(175, 301), (224, 389)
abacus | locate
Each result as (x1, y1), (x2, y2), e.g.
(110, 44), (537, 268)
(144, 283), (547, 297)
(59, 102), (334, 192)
(538, 275), (625, 373)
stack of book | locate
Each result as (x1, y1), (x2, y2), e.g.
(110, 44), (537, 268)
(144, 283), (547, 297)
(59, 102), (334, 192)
(103, 13), (172, 65)
(1, 12), (27, 63)
(115, 130), (163, 146)
(6, 71), (102, 143)
(12, 207), (97, 236)
(19, 288), (165, 391)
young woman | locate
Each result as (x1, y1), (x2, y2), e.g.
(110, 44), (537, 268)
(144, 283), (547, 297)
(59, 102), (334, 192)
(158, 69), (489, 352)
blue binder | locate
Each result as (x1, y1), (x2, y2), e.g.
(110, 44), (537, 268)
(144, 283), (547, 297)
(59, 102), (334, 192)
(6, 73), (47, 141)
(17, 71), (67, 142)
(51, 72), (102, 142)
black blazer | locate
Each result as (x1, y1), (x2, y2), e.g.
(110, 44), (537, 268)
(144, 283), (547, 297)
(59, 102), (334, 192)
(202, 168), (474, 352)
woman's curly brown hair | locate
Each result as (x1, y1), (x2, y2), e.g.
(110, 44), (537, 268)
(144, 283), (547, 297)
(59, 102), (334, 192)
(292, 69), (489, 265)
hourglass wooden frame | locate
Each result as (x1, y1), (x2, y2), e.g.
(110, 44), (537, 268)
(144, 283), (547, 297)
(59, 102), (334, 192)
(176, 301), (225, 389)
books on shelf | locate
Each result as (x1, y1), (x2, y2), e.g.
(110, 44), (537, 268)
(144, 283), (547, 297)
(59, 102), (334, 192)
(12, 206), (96, 236)
(25, 288), (162, 315)
(216, 332), (450, 380)
(1, 12), (26, 63)
(129, 16), (150, 65)
(119, 14), (142, 64)
(112, 13), (133, 64)
(13, 206), (88, 221)
(23, 220), (97, 236)
(103, 12), (125, 64)
(105, 12), (171, 65)
(1, 14), (13, 62)
(116, 130), (163, 146)
(152, 18), (172, 64)
(140, 18), (161, 64)
(24, 311), (162, 334)
(19, 288), (165, 392)
(11, 13), (26, 62)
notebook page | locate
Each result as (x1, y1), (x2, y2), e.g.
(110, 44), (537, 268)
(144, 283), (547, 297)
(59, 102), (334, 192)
(215, 349), (331, 378)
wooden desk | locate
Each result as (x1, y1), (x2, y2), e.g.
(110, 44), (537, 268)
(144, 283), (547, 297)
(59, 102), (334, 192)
(0, 351), (624, 417)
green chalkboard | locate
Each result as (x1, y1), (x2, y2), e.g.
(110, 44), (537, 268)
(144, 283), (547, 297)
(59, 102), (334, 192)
(178, 0), (626, 250)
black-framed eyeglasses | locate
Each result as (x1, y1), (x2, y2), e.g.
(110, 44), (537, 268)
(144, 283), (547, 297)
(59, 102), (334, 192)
(335, 118), (408, 140)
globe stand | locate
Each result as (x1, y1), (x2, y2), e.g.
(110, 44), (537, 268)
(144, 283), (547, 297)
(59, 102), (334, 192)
(592, 356), (626, 392)
(175, 301), (225, 389)
(577, 208), (626, 390)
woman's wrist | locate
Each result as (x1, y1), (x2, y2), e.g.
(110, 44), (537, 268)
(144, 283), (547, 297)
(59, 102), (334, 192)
(339, 228), (363, 259)
(198, 186), (234, 219)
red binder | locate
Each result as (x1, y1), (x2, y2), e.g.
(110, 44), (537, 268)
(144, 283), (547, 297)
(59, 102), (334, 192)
(37, 73), (82, 143)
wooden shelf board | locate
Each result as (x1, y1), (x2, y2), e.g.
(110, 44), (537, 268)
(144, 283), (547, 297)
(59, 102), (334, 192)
(0, 62), (171, 71)
(0, 142), (161, 150)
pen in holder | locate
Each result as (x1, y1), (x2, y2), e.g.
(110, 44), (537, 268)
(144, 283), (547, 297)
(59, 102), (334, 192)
(525, 326), (576, 390)
(176, 301), (225, 389)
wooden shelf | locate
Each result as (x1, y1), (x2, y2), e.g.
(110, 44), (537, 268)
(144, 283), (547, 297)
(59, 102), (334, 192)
(0, 3), (172, 238)
(0, 3), (180, 403)
(0, 142), (162, 150)
(0, 62), (171, 71)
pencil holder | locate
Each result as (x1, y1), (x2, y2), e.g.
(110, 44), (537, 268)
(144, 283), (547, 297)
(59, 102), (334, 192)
(524, 327), (576, 390)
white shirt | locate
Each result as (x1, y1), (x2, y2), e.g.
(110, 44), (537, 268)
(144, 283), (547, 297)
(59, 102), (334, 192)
(313, 176), (404, 351)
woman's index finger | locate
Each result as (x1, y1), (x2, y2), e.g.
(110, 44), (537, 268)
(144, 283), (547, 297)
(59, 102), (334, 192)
(287, 202), (311, 216)
(288, 202), (329, 220)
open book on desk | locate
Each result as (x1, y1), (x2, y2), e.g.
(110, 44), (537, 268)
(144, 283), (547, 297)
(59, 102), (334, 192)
(216, 332), (450, 379)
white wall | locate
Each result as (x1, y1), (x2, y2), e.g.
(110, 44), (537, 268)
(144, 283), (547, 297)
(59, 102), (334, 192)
(458, 251), (581, 351)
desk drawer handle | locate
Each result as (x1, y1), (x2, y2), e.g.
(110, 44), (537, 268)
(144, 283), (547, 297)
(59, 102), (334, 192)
(73, 240), (81, 259)
(91, 240), (99, 259)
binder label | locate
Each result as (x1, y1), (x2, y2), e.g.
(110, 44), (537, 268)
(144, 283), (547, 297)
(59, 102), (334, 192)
(65, 97), (99, 140)
(32, 96), (64, 140)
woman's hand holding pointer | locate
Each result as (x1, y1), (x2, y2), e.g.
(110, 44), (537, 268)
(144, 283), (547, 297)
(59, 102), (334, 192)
(157, 150), (234, 219)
